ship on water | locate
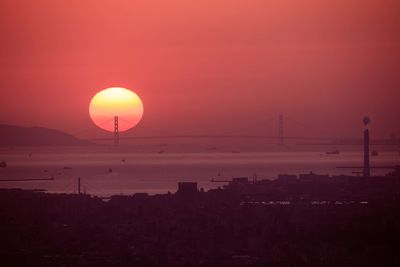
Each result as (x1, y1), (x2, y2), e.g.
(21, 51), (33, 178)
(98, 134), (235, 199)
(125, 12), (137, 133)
(325, 149), (339, 155)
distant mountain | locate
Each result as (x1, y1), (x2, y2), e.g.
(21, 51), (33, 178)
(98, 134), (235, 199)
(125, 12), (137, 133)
(0, 124), (93, 147)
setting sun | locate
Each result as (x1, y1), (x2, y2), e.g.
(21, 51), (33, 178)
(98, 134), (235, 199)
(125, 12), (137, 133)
(89, 87), (143, 132)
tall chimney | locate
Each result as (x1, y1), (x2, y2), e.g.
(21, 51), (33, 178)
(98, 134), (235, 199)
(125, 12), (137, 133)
(363, 129), (370, 177)
(363, 116), (371, 177)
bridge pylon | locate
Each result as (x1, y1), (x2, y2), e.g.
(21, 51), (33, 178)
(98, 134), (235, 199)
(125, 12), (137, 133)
(278, 114), (284, 146)
(114, 115), (119, 146)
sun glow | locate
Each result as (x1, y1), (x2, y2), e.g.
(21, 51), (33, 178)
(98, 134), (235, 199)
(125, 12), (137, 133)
(89, 87), (143, 132)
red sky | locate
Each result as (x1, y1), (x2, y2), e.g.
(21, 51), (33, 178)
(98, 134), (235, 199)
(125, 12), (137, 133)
(0, 0), (399, 139)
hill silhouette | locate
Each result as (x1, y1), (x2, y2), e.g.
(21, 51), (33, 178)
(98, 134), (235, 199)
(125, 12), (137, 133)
(0, 124), (92, 146)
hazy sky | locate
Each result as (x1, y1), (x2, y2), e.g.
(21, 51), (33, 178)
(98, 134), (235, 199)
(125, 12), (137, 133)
(0, 0), (399, 139)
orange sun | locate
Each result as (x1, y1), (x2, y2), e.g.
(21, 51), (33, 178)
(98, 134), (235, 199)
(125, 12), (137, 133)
(89, 87), (143, 132)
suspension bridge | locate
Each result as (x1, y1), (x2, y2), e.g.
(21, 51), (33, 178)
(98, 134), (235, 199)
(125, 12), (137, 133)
(68, 113), (400, 147)
(81, 114), (341, 146)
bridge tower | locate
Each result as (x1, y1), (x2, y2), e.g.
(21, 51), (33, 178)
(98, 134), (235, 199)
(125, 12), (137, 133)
(278, 114), (284, 146)
(114, 115), (119, 146)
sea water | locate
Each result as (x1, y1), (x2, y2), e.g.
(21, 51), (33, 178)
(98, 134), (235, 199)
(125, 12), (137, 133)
(0, 148), (399, 196)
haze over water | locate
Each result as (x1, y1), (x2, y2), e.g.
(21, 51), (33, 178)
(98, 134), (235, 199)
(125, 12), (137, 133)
(1, 147), (398, 196)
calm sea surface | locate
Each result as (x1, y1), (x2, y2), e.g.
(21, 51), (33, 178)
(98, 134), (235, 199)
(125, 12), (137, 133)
(0, 148), (399, 196)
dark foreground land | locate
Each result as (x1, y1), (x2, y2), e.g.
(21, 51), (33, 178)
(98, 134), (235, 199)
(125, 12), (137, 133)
(1, 172), (400, 267)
